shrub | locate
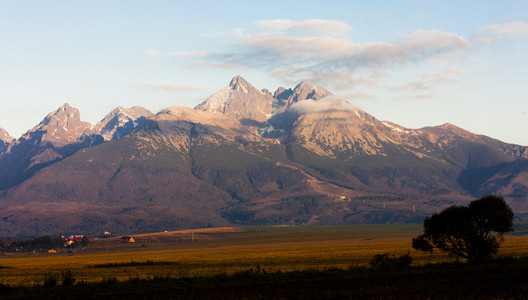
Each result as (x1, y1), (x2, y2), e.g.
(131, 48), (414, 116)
(43, 272), (58, 288)
(61, 269), (76, 286)
(370, 253), (412, 270)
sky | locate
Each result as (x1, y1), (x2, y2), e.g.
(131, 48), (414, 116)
(1, 1), (527, 145)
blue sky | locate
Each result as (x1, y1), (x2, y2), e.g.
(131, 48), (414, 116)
(1, 1), (527, 145)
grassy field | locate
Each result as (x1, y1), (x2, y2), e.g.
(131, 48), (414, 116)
(1, 224), (528, 289)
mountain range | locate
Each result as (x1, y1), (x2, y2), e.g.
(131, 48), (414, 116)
(1, 76), (527, 237)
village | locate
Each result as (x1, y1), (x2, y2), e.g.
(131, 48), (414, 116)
(0, 233), (136, 254)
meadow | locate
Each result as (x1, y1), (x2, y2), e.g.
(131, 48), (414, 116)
(1, 224), (528, 298)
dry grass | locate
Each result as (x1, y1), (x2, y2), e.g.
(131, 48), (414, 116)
(1, 225), (527, 287)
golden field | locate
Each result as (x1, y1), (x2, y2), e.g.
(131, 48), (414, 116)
(1, 224), (528, 287)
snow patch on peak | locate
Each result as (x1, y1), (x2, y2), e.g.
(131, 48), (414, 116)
(258, 124), (284, 137)
(382, 121), (415, 134)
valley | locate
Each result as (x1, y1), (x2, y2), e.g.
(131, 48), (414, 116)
(1, 225), (528, 299)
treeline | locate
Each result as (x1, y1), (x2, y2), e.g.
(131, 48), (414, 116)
(0, 235), (89, 253)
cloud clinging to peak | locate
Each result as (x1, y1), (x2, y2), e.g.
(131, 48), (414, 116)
(289, 95), (359, 114)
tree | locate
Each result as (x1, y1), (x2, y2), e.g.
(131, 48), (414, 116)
(80, 236), (90, 247)
(412, 195), (514, 262)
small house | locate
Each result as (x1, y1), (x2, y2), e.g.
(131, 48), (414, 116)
(121, 236), (135, 243)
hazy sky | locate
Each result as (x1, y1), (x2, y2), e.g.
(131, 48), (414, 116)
(1, 1), (527, 145)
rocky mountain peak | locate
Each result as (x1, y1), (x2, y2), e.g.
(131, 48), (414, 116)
(0, 127), (14, 153)
(273, 87), (293, 100)
(195, 76), (272, 123)
(22, 103), (95, 147)
(290, 81), (332, 105)
(229, 75), (253, 93)
(271, 81), (333, 114)
(0, 127), (13, 143)
(40, 103), (80, 126)
(94, 106), (153, 141)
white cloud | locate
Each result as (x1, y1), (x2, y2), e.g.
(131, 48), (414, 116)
(392, 71), (458, 91)
(229, 25), (470, 76)
(244, 32), (360, 62)
(485, 22), (528, 37)
(193, 61), (247, 69)
(256, 19), (353, 36)
(168, 51), (209, 58)
(144, 49), (161, 56)
(155, 19), (486, 99)
(354, 30), (470, 69)
(401, 30), (470, 54)
(272, 69), (377, 90)
(144, 50), (210, 57)
(141, 82), (209, 92)
(289, 95), (359, 114)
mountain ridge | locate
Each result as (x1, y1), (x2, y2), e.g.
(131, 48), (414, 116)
(0, 75), (527, 236)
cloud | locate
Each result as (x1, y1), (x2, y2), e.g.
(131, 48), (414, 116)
(144, 49), (161, 56)
(217, 24), (470, 79)
(193, 61), (247, 69)
(474, 22), (528, 45)
(244, 32), (360, 62)
(390, 71), (458, 92)
(351, 30), (470, 69)
(272, 68), (377, 90)
(169, 51), (209, 58)
(144, 50), (210, 57)
(140, 83), (209, 92)
(256, 19), (353, 36)
(161, 19), (497, 99)
(288, 95), (359, 114)
(484, 22), (528, 37)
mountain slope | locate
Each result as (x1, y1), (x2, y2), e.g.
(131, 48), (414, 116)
(265, 99), (528, 198)
(0, 104), (103, 190)
(0, 77), (527, 236)
(0, 109), (325, 235)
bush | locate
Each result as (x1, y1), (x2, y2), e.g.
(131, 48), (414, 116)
(61, 269), (76, 286)
(370, 253), (412, 270)
(102, 277), (119, 285)
(43, 272), (58, 288)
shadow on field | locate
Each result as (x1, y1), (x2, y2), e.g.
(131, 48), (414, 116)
(2, 256), (528, 299)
